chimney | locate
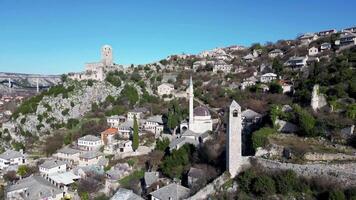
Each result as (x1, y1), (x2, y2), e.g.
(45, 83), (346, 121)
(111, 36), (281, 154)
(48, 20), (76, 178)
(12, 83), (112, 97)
(156, 184), (160, 190)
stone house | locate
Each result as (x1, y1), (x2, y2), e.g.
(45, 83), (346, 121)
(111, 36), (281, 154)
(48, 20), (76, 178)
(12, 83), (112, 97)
(260, 73), (277, 83)
(157, 83), (174, 97)
(150, 183), (190, 200)
(106, 115), (126, 128)
(0, 149), (26, 170)
(39, 159), (67, 175)
(268, 49), (284, 58)
(53, 147), (81, 165)
(77, 135), (102, 151)
(144, 115), (164, 136)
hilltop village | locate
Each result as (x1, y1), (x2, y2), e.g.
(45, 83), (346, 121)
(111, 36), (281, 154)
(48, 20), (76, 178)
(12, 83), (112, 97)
(0, 26), (356, 200)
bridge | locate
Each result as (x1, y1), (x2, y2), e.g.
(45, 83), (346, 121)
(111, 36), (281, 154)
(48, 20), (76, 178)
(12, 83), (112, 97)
(0, 74), (62, 93)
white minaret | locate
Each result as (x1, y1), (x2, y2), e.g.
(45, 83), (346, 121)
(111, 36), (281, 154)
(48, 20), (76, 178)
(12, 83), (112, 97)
(101, 45), (113, 66)
(226, 100), (242, 177)
(188, 76), (194, 128)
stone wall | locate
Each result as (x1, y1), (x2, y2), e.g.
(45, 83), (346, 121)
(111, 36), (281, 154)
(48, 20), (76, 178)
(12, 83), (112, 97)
(255, 158), (356, 187)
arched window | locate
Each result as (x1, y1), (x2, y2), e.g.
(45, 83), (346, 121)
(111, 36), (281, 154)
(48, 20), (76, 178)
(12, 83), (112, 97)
(233, 109), (238, 117)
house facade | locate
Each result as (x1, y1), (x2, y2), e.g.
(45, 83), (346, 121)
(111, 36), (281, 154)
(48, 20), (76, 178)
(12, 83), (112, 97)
(0, 150), (26, 170)
(77, 135), (102, 151)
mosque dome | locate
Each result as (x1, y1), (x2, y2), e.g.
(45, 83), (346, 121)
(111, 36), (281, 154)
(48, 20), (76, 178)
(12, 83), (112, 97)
(193, 106), (210, 117)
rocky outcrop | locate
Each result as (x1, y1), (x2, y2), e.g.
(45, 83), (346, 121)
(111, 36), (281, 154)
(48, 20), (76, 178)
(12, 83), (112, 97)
(10, 81), (124, 139)
(311, 84), (327, 111)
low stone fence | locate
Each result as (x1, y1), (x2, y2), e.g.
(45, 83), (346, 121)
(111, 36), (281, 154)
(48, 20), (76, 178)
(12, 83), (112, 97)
(185, 173), (229, 200)
(255, 158), (356, 187)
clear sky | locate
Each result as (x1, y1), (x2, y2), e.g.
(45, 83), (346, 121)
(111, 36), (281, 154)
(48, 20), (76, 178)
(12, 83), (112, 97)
(0, 0), (355, 75)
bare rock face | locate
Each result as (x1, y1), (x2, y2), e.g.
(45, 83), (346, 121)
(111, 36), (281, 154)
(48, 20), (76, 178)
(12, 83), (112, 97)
(311, 84), (327, 111)
(11, 81), (124, 140)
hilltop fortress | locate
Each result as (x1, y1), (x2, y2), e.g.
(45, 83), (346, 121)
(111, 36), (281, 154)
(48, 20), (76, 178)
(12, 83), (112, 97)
(68, 45), (123, 81)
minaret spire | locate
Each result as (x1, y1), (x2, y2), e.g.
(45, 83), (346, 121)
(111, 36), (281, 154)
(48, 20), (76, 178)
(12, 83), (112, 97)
(188, 75), (194, 128)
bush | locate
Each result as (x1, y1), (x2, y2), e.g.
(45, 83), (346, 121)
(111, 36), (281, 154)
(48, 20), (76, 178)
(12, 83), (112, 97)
(119, 170), (144, 188)
(252, 175), (276, 196)
(251, 127), (275, 150)
(155, 138), (170, 151)
(12, 142), (25, 151)
(238, 169), (256, 192)
(161, 144), (195, 179)
(61, 108), (70, 116)
(328, 190), (346, 200)
(293, 105), (316, 137)
(274, 170), (297, 194)
(66, 118), (79, 129)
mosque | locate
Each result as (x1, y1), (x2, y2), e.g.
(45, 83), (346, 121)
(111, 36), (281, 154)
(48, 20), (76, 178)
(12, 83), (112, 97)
(180, 76), (213, 134)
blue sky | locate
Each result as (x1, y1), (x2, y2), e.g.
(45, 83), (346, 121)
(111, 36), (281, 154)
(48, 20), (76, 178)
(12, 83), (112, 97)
(0, 0), (355, 75)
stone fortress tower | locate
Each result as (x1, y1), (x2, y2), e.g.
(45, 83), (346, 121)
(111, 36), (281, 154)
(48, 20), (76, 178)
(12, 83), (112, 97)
(226, 100), (242, 177)
(101, 45), (113, 66)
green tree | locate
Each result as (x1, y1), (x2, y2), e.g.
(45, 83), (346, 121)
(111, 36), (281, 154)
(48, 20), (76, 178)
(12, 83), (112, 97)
(155, 137), (170, 151)
(272, 58), (283, 74)
(17, 165), (29, 178)
(346, 103), (356, 120)
(329, 190), (346, 200)
(132, 116), (139, 151)
(269, 82), (283, 94)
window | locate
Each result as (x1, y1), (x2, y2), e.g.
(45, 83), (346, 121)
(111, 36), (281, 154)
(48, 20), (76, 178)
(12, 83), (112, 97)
(233, 110), (238, 117)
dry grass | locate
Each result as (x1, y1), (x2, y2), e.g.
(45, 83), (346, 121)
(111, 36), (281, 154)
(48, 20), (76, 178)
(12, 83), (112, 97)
(268, 134), (355, 155)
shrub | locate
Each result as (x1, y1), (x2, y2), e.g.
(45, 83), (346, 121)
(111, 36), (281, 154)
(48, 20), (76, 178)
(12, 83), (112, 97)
(61, 108), (70, 116)
(328, 190), (346, 200)
(251, 127), (275, 150)
(66, 118), (79, 129)
(274, 170), (297, 194)
(252, 175), (276, 196)
(155, 138), (170, 151)
(293, 105), (316, 137)
(238, 169), (256, 192)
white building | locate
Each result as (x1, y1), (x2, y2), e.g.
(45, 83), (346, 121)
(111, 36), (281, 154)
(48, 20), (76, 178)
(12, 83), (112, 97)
(260, 73), (277, 83)
(6, 176), (65, 200)
(144, 115), (164, 136)
(107, 115), (126, 128)
(268, 49), (284, 58)
(213, 60), (232, 73)
(53, 147), (81, 165)
(308, 46), (319, 56)
(78, 151), (105, 167)
(127, 107), (148, 121)
(298, 33), (318, 45)
(317, 29), (337, 37)
(335, 32), (356, 46)
(284, 56), (308, 70)
(77, 135), (102, 151)
(180, 77), (213, 134)
(157, 83), (174, 97)
(118, 120), (134, 139)
(320, 42), (332, 51)
(39, 159), (67, 175)
(0, 150), (26, 170)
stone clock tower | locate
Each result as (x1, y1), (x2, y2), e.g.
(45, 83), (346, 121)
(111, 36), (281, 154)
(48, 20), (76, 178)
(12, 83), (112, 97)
(226, 100), (242, 177)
